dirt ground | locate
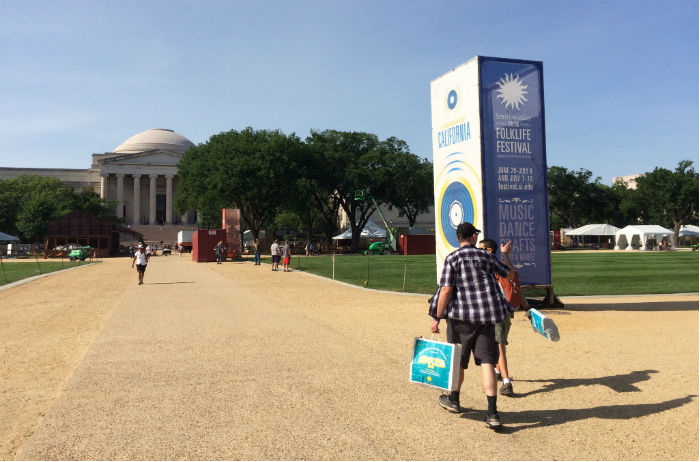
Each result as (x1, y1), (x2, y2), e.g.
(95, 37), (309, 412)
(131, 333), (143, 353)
(0, 255), (697, 460)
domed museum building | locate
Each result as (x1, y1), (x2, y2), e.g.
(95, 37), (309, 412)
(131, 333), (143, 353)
(0, 128), (196, 226)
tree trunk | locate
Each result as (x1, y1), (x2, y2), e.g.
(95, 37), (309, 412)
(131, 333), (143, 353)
(673, 219), (681, 248)
(407, 209), (417, 227)
(350, 208), (361, 252)
(305, 210), (313, 242)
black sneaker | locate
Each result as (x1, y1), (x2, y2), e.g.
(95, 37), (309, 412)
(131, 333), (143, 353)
(485, 413), (502, 429)
(499, 382), (514, 396)
(438, 394), (462, 413)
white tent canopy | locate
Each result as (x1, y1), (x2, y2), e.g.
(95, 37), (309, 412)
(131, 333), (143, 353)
(242, 230), (266, 239)
(333, 219), (386, 240)
(0, 231), (20, 242)
(614, 225), (674, 250)
(565, 223), (620, 236)
(679, 224), (699, 237)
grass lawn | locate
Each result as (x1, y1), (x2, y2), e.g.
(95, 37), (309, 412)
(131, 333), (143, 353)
(0, 259), (95, 286)
(550, 252), (698, 296)
(276, 251), (699, 296)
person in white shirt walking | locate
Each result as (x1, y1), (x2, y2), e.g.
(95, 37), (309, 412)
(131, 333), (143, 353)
(131, 244), (150, 285)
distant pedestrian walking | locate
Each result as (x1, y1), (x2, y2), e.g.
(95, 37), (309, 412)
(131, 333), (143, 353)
(253, 238), (261, 265)
(131, 244), (150, 285)
(282, 240), (291, 272)
(215, 241), (223, 264)
(270, 239), (281, 271)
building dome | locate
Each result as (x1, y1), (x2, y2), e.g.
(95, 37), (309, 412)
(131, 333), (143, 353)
(113, 128), (195, 155)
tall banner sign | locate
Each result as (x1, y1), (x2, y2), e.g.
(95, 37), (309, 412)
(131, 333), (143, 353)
(431, 56), (551, 286)
(430, 59), (483, 281)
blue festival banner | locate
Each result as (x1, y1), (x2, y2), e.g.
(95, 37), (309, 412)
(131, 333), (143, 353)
(479, 57), (551, 285)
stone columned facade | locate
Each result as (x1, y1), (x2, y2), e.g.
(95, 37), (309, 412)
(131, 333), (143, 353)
(0, 128), (197, 226)
(93, 129), (195, 225)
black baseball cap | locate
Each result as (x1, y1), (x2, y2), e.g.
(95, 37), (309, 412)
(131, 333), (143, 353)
(456, 222), (481, 241)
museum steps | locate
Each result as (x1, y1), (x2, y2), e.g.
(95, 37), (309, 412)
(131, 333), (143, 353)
(129, 225), (194, 247)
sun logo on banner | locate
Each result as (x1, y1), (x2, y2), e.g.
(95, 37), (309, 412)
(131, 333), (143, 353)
(496, 73), (528, 111)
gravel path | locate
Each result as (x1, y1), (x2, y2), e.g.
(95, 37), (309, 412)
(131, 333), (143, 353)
(1, 256), (698, 460)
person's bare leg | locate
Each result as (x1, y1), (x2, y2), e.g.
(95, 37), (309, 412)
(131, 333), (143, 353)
(497, 344), (509, 379)
(481, 363), (497, 396)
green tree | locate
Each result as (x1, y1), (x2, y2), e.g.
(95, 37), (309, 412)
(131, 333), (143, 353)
(306, 130), (396, 252)
(611, 179), (640, 226)
(547, 166), (596, 229)
(0, 178), (24, 237)
(547, 166), (625, 230)
(0, 175), (119, 243)
(69, 188), (122, 222)
(0, 176), (71, 242)
(16, 189), (64, 242)
(273, 211), (304, 238)
(385, 150), (433, 227)
(276, 140), (334, 243)
(633, 160), (699, 244)
(303, 134), (342, 245)
(176, 128), (304, 237)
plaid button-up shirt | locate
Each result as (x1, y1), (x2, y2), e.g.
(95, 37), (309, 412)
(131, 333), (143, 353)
(440, 244), (511, 324)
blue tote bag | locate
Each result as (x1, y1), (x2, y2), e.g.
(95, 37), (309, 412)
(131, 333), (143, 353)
(410, 337), (461, 391)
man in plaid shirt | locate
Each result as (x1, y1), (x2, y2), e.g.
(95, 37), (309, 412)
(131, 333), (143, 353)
(430, 222), (513, 429)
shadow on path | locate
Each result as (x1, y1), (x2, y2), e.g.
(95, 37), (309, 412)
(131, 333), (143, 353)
(558, 300), (698, 312)
(460, 395), (697, 433)
(145, 281), (196, 285)
(515, 370), (659, 397)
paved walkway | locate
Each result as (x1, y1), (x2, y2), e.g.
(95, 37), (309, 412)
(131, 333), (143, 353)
(5, 256), (699, 460)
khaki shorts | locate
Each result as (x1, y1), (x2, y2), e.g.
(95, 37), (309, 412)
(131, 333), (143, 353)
(494, 315), (512, 345)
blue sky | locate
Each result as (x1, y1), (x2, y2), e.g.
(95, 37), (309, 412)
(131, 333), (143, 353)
(0, 0), (697, 184)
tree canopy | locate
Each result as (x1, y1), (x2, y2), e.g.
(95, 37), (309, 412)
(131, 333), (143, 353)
(384, 149), (434, 227)
(176, 126), (697, 252)
(176, 127), (305, 236)
(547, 161), (698, 245)
(0, 175), (120, 243)
(305, 130), (393, 250)
(633, 160), (699, 242)
(177, 128), (431, 252)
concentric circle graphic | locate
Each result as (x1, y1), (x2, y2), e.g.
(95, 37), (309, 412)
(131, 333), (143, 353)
(447, 89), (458, 110)
(434, 152), (481, 259)
(449, 201), (464, 228)
(440, 182), (474, 248)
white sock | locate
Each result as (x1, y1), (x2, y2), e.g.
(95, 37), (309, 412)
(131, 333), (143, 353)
(503, 378), (511, 384)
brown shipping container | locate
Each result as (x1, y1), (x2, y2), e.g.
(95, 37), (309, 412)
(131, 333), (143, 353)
(398, 234), (436, 255)
(192, 229), (227, 262)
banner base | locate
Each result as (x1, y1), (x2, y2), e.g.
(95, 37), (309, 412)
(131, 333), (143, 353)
(522, 285), (564, 308)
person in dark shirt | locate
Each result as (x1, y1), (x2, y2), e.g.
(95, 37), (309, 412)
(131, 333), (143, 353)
(430, 222), (512, 429)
